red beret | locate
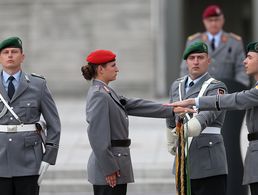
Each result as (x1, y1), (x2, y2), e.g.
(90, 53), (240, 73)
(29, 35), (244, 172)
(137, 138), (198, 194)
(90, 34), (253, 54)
(202, 5), (223, 19)
(86, 49), (116, 64)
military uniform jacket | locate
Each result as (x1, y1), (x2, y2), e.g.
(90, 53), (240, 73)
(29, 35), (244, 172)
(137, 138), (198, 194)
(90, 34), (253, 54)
(86, 80), (174, 185)
(180, 31), (249, 87)
(166, 73), (228, 179)
(0, 71), (61, 177)
(198, 82), (258, 184)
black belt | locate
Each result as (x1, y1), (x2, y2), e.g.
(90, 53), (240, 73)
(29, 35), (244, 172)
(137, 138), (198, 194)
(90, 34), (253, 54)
(111, 139), (131, 147)
(248, 132), (258, 141)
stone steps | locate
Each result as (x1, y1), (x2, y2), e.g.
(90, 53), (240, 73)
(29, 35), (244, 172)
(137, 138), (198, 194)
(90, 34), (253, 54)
(40, 168), (176, 193)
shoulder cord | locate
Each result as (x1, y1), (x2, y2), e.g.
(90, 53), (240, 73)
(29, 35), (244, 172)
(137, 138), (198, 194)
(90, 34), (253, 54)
(0, 93), (23, 124)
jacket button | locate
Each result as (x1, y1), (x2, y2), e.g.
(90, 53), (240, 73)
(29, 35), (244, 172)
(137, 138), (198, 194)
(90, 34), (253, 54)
(209, 141), (213, 145)
(9, 138), (12, 142)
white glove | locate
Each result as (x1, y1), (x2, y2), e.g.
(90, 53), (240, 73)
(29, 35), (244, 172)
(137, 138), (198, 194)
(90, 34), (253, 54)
(38, 161), (50, 185)
(184, 117), (202, 137)
(166, 127), (178, 155)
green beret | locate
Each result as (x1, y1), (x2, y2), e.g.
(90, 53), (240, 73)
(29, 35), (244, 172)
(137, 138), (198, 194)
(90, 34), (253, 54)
(0, 37), (22, 51)
(183, 41), (208, 60)
(246, 41), (258, 53)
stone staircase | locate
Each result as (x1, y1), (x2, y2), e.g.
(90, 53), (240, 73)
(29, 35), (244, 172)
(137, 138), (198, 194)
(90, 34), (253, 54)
(40, 168), (176, 194)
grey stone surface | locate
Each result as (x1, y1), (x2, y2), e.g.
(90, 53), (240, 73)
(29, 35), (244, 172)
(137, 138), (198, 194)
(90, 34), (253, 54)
(0, 0), (154, 97)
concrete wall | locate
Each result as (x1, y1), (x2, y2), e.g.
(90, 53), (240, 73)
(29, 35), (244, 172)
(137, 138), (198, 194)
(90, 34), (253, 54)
(0, 0), (154, 97)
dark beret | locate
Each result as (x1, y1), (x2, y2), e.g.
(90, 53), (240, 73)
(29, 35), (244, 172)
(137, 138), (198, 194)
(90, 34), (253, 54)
(86, 50), (116, 64)
(0, 37), (22, 51)
(183, 41), (208, 60)
(246, 42), (258, 53)
(202, 5), (223, 19)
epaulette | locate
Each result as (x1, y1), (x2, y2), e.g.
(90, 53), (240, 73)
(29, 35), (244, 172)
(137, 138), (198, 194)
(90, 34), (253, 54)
(210, 79), (220, 84)
(175, 76), (185, 82)
(201, 33), (208, 42)
(31, 73), (45, 79)
(103, 85), (110, 93)
(187, 33), (201, 41)
(221, 34), (228, 43)
(230, 33), (242, 41)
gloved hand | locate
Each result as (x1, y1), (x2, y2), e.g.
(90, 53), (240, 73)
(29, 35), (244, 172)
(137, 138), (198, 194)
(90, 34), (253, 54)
(166, 127), (178, 155)
(38, 161), (50, 185)
(184, 117), (202, 137)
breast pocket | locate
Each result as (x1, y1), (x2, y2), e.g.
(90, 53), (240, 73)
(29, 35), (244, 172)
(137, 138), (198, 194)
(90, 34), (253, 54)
(195, 135), (226, 170)
(19, 101), (39, 121)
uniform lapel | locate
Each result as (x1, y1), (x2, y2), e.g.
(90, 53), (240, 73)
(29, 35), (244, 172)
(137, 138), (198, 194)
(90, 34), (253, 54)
(184, 74), (211, 99)
(0, 72), (9, 100)
(211, 32), (228, 57)
(93, 80), (125, 111)
(179, 76), (187, 100)
(108, 87), (126, 111)
(10, 72), (29, 102)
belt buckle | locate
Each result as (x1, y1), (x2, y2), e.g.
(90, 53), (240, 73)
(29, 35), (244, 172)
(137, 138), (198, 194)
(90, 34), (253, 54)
(7, 125), (17, 132)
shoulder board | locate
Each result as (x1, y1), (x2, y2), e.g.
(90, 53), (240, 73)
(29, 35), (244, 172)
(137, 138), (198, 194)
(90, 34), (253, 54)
(31, 73), (45, 79)
(210, 79), (220, 84)
(175, 76), (185, 82)
(229, 33), (242, 41)
(103, 86), (110, 93)
(187, 33), (201, 41)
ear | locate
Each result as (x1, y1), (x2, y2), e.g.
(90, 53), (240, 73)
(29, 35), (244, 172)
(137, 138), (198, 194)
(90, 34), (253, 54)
(207, 57), (211, 65)
(97, 65), (104, 75)
(21, 53), (25, 63)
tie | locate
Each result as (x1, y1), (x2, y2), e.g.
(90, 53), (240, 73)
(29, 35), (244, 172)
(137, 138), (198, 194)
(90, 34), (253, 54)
(211, 37), (215, 51)
(8, 76), (15, 99)
(189, 81), (194, 87)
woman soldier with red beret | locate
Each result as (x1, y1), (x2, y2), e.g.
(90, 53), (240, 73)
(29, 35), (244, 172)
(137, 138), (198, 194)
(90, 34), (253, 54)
(81, 49), (190, 195)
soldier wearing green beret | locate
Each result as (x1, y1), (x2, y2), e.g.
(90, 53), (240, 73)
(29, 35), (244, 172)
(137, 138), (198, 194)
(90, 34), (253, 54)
(0, 37), (61, 195)
(180, 5), (250, 195)
(166, 41), (228, 195)
(171, 41), (258, 195)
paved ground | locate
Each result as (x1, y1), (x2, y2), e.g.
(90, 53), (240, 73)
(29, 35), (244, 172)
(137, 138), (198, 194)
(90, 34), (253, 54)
(39, 97), (249, 195)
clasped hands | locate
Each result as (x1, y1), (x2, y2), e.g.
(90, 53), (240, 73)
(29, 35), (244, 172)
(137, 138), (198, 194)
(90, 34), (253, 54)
(106, 171), (120, 188)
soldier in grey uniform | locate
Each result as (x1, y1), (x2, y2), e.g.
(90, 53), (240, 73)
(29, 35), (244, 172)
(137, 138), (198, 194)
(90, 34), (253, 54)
(180, 5), (250, 195)
(171, 41), (258, 195)
(81, 49), (189, 195)
(180, 5), (249, 87)
(0, 37), (61, 195)
(167, 41), (228, 195)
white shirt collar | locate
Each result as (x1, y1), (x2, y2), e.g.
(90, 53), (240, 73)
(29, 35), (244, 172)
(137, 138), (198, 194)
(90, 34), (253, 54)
(2, 70), (21, 83)
(206, 31), (223, 48)
(187, 72), (208, 86)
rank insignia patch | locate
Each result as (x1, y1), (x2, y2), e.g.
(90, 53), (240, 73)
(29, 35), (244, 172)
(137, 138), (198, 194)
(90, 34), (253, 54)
(217, 88), (225, 94)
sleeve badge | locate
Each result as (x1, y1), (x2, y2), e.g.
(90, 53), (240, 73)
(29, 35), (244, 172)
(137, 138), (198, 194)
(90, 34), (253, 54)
(255, 85), (258, 89)
(217, 88), (225, 95)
